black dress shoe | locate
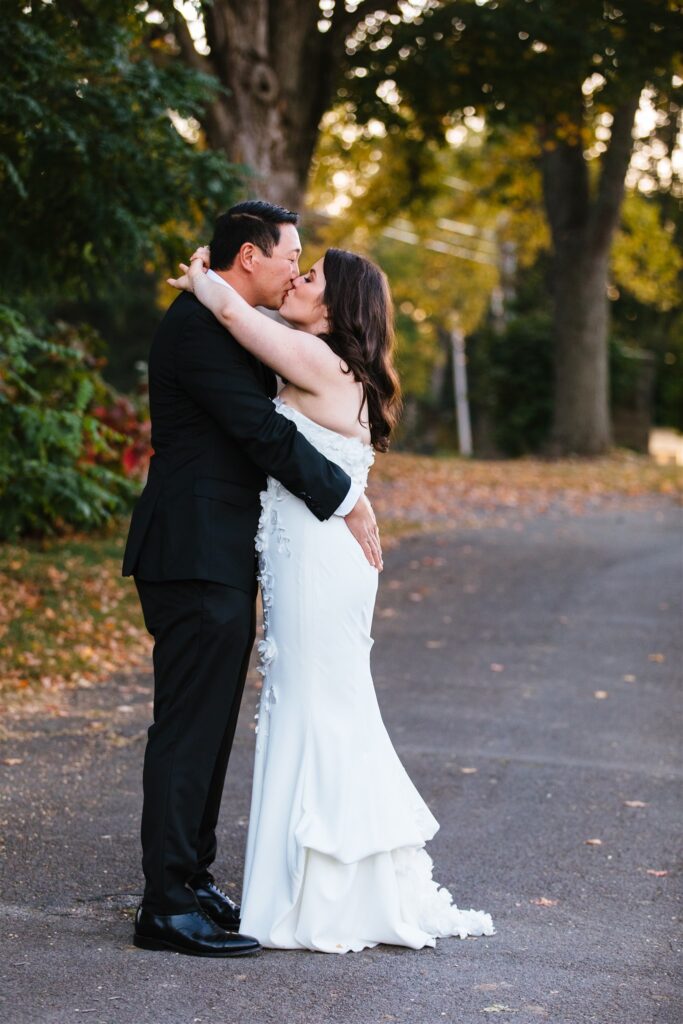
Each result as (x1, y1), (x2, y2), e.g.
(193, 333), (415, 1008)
(133, 906), (259, 958)
(190, 880), (241, 932)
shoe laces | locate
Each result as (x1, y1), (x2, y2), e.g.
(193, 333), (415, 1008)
(197, 906), (234, 938)
(212, 883), (236, 906)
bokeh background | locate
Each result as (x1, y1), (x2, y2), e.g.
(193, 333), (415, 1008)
(0, 0), (681, 704)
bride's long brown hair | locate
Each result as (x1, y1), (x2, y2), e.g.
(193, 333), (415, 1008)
(320, 249), (402, 452)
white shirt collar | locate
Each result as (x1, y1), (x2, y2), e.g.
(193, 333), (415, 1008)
(206, 268), (231, 288)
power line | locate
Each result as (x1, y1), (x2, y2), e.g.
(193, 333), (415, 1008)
(382, 225), (497, 266)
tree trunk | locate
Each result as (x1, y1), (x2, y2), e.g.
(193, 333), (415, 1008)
(171, 0), (399, 211)
(541, 98), (640, 455)
(200, 1), (320, 210)
(550, 234), (612, 453)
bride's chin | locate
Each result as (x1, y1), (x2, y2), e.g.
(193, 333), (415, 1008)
(280, 307), (300, 327)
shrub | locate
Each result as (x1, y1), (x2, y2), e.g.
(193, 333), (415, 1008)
(0, 305), (147, 539)
(467, 313), (654, 456)
(467, 312), (554, 456)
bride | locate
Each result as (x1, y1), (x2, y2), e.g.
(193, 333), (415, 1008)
(169, 244), (495, 953)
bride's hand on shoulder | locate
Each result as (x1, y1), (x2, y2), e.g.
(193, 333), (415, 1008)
(167, 245), (211, 293)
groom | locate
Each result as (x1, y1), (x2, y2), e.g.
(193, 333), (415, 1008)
(122, 200), (382, 957)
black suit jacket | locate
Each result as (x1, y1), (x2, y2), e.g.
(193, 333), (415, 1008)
(122, 292), (351, 591)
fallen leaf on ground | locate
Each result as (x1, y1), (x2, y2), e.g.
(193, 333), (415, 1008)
(460, 767), (478, 774)
(1, 758), (23, 766)
(585, 838), (603, 845)
(593, 690), (609, 699)
(646, 869), (669, 877)
(530, 897), (558, 906)
(623, 800), (648, 808)
(648, 653), (665, 662)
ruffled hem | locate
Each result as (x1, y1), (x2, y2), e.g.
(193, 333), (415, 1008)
(244, 840), (495, 953)
(244, 739), (495, 952)
(393, 845), (495, 941)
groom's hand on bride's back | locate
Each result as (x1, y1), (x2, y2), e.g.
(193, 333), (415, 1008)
(344, 494), (383, 571)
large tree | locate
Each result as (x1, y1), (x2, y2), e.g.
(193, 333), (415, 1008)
(349, 0), (681, 454)
(146, 0), (422, 210)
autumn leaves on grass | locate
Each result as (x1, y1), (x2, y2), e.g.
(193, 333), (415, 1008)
(0, 535), (150, 713)
(1, 452), (678, 711)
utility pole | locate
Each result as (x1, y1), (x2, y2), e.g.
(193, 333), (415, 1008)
(451, 325), (472, 457)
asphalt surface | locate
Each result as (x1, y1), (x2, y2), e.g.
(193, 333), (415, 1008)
(1, 503), (681, 1024)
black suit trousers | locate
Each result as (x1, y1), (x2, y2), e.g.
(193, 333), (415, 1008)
(134, 577), (256, 914)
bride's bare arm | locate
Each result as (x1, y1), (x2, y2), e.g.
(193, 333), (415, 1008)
(168, 254), (342, 395)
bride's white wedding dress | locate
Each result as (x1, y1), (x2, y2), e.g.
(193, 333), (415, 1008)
(239, 397), (495, 953)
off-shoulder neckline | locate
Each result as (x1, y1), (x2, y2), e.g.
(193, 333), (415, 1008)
(274, 396), (373, 451)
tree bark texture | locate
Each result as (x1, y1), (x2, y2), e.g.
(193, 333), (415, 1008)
(172, 0), (398, 211)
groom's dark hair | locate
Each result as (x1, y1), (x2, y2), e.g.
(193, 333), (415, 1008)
(209, 200), (299, 270)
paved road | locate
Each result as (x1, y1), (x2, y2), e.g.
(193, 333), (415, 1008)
(1, 504), (681, 1024)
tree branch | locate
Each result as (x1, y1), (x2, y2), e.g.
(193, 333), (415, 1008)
(591, 95), (640, 253)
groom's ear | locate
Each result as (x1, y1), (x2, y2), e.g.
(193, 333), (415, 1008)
(237, 242), (258, 274)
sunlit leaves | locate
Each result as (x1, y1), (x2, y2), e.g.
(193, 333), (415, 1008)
(612, 194), (683, 310)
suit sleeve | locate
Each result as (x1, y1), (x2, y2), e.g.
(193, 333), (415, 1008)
(176, 306), (352, 521)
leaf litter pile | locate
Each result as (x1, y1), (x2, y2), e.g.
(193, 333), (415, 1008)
(1, 450), (679, 713)
(369, 449), (680, 541)
(0, 531), (150, 716)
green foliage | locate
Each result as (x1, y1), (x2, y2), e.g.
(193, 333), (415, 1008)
(612, 295), (683, 430)
(654, 312), (683, 430)
(610, 187), (683, 429)
(0, 305), (140, 540)
(612, 195), (683, 311)
(351, 0), (679, 142)
(0, 0), (239, 304)
(468, 313), (554, 457)
(467, 311), (663, 456)
(0, 2), (243, 538)
(343, 0), (681, 453)
(56, 266), (163, 392)
(309, 75), (682, 446)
